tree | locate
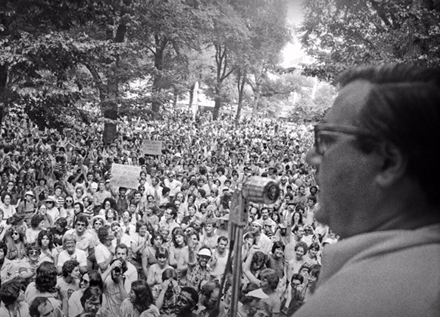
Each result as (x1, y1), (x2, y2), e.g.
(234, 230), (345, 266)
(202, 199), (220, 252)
(0, 0), (131, 134)
(131, 0), (211, 114)
(300, 0), (440, 81)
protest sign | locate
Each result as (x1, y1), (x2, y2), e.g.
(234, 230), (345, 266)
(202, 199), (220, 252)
(142, 140), (163, 155)
(110, 163), (141, 189)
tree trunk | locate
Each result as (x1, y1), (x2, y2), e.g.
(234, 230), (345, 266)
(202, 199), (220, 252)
(102, 10), (128, 144)
(151, 38), (167, 115)
(213, 84), (222, 120)
(188, 82), (195, 109)
(172, 87), (178, 109)
(235, 69), (246, 124)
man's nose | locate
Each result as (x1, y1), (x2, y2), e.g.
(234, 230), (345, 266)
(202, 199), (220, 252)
(305, 147), (321, 167)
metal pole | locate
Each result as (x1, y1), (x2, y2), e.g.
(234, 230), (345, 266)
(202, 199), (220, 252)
(229, 185), (246, 317)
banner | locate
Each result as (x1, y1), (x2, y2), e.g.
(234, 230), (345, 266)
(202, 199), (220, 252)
(141, 140), (163, 155)
(110, 163), (141, 189)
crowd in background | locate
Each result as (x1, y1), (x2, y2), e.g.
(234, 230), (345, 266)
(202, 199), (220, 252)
(0, 109), (338, 317)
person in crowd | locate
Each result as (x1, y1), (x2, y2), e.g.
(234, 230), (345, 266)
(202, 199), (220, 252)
(146, 247), (172, 296)
(17, 191), (37, 225)
(26, 213), (46, 244)
(29, 296), (63, 317)
(98, 198), (119, 224)
(25, 261), (60, 308)
(57, 234), (88, 274)
(209, 236), (229, 281)
(168, 228), (190, 283)
(186, 246), (212, 291)
(76, 286), (104, 317)
(49, 217), (68, 249)
(64, 214), (96, 271)
(5, 227), (27, 261)
(158, 206), (180, 241)
(0, 278), (28, 316)
(0, 241), (16, 284)
(94, 225), (114, 273)
(100, 257), (129, 317)
(141, 233), (164, 275)
(93, 181), (112, 213)
(294, 64), (440, 316)
(199, 218), (218, 250)
(249, 220), (272, 254)
(57, 259), (81, 316)
(37, 204), (53, 229)
(0, 193), (17, 221)
(286, 241), (310, 284)
(120, 280), (160, 317)
(198, 280), (221, 317)
(174, 286), (199, 317)
(68, 271), (103, 317)
(243, 250), (267, 289)
(45, 196), (60, 224)
(156, 268), (180, 316)
(130, 220), (150, 276)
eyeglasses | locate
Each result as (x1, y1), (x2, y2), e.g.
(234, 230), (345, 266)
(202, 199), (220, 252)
(66, 200), (73, 203)
(313, 124), (380, 156)
(76, 223), (86, 227)
(12, 232), (19, 236)
(29, 250), (39, 255)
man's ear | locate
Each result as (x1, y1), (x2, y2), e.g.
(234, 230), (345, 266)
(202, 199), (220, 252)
(375, 143), (408, 186)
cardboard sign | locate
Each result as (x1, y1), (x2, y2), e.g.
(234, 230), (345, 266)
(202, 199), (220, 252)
(141, 140), (163, 155)
(110, 164), (141, 189)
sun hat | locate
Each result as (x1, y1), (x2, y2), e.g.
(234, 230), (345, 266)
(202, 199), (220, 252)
(198, 248), (212, 257)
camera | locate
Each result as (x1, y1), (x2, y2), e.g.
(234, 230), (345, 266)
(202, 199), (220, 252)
(113, 267), (121, 274)
(242, 176), (280, 205)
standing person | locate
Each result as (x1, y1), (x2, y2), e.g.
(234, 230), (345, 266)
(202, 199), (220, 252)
(24, 261), (60, 308)
(64, 214), (96, 271)
(37, 204), (53, 229)
(146, 247), (172, 298)
(37, 230), (58, 264)
(16, 191), (36, 226)
(57, 259), (81, 316)
(76, 286), (103, 317)
(94, 226), (114, 273)
(0, 193), (16, 221)
(45, 196), (60, 224)
(57, 234), (88, 274)
(93, 181), (112, 213)
(186, 247), (212, 291)
(100, 258), (129, 317)
(68, 271), (103, 317)
(0, 279), (28, 316)
(209, 236), (229, 281)
(120, 280), (160, 317)
(295, 64), (440, 317)
(26, 213), (46, 244)
(0, 241), (16, 284)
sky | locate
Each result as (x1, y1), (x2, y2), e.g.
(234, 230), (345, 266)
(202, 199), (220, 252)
(282, 0), (307, 67)
(287, 0), (304, 25)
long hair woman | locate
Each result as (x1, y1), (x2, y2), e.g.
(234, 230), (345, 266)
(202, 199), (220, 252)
(121, 280), (160, 317)
(37, 230), (58, 264)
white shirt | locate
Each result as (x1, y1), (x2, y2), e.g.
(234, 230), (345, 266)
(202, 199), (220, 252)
(57, 248), (87, 268)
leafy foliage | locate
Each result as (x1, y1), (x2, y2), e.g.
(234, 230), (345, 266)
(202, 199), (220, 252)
(300, 0), (440, 81)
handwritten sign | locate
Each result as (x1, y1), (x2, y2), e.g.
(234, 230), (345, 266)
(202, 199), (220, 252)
(142, 140), (163, 155)
(110, 164), (141, 189)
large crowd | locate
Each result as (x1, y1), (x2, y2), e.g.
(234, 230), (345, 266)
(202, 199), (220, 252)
(0, 109), (338, 317)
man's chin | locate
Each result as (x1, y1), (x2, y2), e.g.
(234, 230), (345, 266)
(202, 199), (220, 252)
(314, 205), (329, 226)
